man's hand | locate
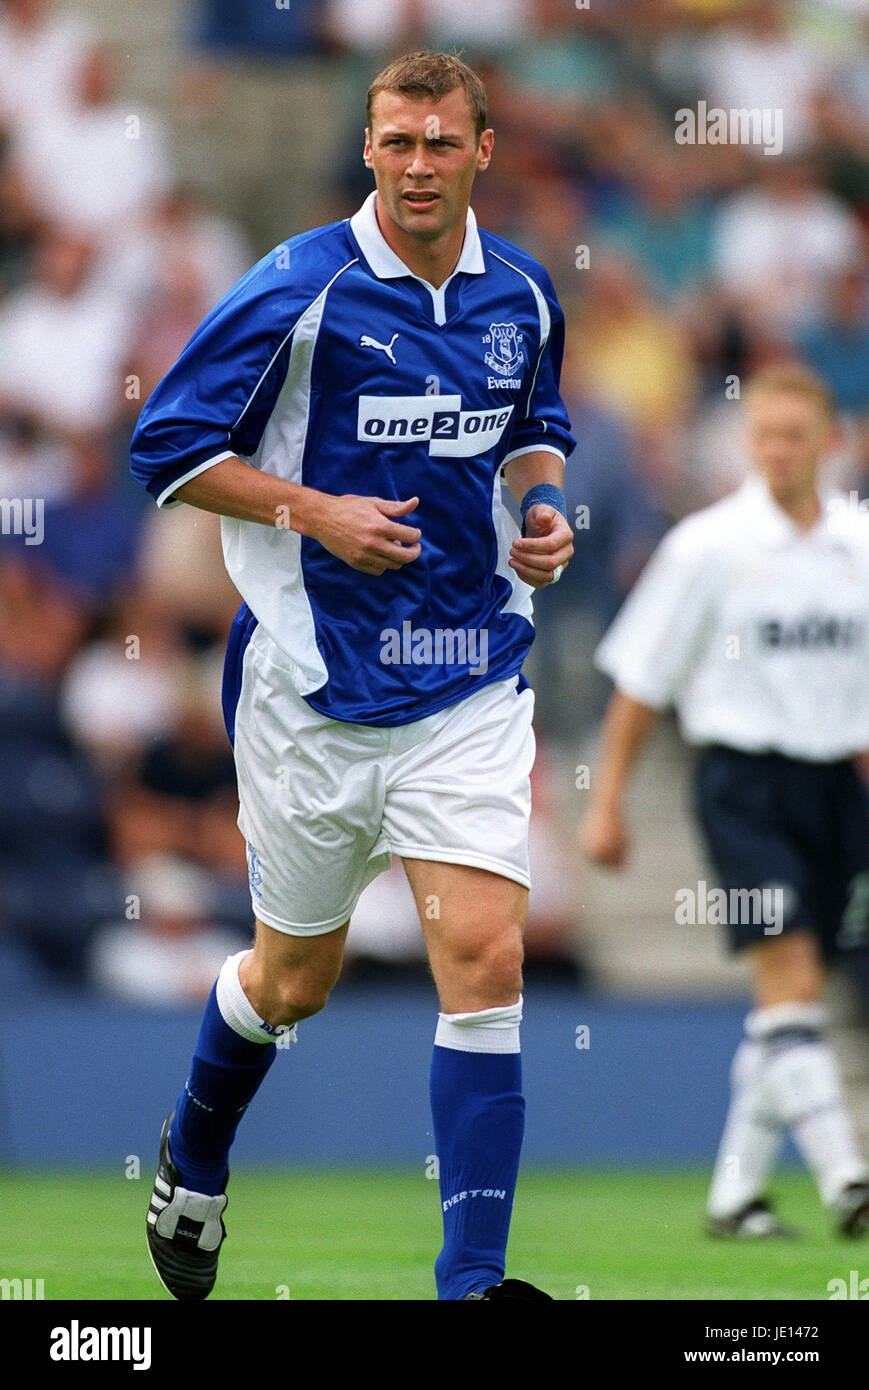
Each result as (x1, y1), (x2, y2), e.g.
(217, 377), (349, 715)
(311, 494), (422, 575)
(577, 802), (629, 868)
(508, 503), (573, 589)
(170, 457), (420, 576)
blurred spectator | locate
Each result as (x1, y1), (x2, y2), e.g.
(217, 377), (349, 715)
(61, 595), (185, 777)
(135, 503), (241, 639)
(567, 252), (699, 440)
(0, 146), (39, 295)
(800, 263), (869, 416)
(593, 148), (715, 302)
(527, 372), (663, 738)
(0, 414), (74, 507)
(833, 12), (869, 134)
(684, 395), (752, 503)
(113, 188), (251, 403)
(811, 89), (869, 220)
(32, 450), (146, 606)
(0, 556), (118, 983)
(10, 43), (173, 240)
(0, 223), (132, 436)
(109, 185), (250, 332)
(711, 156), (863, 341)
(325, 0), (527, 54)
(698, 0), (828, 155)
(513, 0), (623, 107)
(109, 658), (243, 884)
(0, 550), (86, 684)
(0, 0), (95, 135)
(556, 389), (662, 626)
(195, 0), (324, 57)
(483, 171), (587, 302)
(89, 854), (245, 1005)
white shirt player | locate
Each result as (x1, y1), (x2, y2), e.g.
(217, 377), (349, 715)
(595, 474), (869, 762)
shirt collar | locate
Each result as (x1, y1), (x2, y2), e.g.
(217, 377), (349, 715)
(349, 191), (485, 285)
(737, 473), (843, 546)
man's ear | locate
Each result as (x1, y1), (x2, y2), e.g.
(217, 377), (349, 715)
(363, 127), (373, 168)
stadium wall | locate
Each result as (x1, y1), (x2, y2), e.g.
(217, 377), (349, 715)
(0, 988), (756, 1168)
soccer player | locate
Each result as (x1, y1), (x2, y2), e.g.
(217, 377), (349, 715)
(130, 51), (575, 1300)
(579, 362), (869, 1238)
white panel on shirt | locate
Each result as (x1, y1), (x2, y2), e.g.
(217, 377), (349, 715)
(219, 276), (355, 696)
(595, 477), (869, 761)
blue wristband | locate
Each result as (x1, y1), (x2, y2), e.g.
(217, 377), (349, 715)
(520, 483), (567, 536)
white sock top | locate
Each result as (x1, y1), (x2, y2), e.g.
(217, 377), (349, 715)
(215, 949), (294, 1045)
(434, 996), (523, 1054)
(745, 1002), (827, 1040)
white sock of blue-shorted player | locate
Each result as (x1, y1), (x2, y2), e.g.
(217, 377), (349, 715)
(169, 951), (292, 1195)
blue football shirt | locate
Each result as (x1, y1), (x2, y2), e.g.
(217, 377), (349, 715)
(130, 193), (576, 727)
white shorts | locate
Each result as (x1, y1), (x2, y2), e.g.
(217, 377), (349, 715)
(233, 626), (535, 935)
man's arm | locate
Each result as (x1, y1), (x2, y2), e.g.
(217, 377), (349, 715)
(503, 449), (574, 589)
(577, 689), (660, 867)
(130, 247), (422, 576)
(174, 455), (422, 576)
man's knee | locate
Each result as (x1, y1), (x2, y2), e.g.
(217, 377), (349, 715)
(253, 968), (333, 1026)
(488, 935), (525, 998)
(278, 978), (332, 1023)
(453, 932), (525, 1008)
(241, 928), (345, 1025)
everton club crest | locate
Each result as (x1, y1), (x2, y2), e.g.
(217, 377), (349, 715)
(484, 322), (524, 377)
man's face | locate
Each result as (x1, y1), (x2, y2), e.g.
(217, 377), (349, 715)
(364, 87), (493, 244)
(746, 390), (835, 498)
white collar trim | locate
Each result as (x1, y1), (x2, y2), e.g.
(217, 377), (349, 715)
(349, 191), (485, 312)
(738, 473), (842, 545)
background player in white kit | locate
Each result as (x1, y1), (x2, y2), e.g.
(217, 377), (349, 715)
(131, 52), (576, 1300)
(580, 362), (869, 1238)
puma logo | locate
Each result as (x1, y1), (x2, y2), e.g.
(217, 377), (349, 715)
(360, 332), (399, 365)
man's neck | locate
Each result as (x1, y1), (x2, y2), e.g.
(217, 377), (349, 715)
(767, 482), (822, 532)
(374, 197), (467, 290)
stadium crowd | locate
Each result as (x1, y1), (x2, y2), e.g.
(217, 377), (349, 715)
(0, 0), (867, 995)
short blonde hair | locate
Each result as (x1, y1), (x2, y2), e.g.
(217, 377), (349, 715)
(744, 361), (835, 420)
(367, 50), (488, 141)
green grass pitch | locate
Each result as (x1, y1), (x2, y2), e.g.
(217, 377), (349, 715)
(0, 1168), (858, 1300)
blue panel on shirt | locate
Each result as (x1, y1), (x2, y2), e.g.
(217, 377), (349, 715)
(131, 213), (575, 727)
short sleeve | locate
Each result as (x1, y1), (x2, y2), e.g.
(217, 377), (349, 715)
(594, 521), (716, 709)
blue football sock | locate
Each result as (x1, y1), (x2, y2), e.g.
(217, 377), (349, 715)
(169, 983), (276, 1195)
(430, 1044), (525, 1300)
